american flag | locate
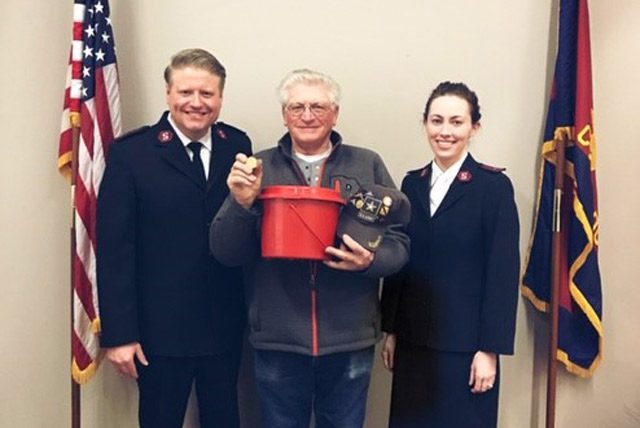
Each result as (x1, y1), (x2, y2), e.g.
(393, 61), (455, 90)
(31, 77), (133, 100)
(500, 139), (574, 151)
(58, 0), (121, 384)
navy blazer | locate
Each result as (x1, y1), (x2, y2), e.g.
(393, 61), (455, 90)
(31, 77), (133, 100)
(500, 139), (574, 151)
(381, 155), (520, 354)
(97, 112), (252, 357)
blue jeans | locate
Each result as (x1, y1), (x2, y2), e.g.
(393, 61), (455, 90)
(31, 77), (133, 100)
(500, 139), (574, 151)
(254, 347), (375, 428)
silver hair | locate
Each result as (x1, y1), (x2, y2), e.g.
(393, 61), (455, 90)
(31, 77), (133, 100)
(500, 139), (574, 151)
(276, 69), (341, 106)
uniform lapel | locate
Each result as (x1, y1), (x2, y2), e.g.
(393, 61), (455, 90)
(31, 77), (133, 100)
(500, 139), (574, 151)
(412, 163), (432, 220)
(155, 113), (207, 191)
(431, 155), (477, 219)
(207, 124), (233, 192)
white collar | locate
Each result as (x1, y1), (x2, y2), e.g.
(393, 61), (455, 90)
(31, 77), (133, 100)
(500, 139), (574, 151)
(294, 146), (332, 163)
(431, 152), (468, 186)
(168, 114), (212, 151)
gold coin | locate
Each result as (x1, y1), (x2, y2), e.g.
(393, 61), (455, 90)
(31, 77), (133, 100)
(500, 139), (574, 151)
(246, 156), (258, 171)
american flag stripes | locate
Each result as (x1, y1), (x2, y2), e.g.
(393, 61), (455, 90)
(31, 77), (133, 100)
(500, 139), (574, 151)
(59, 0), (121, 384)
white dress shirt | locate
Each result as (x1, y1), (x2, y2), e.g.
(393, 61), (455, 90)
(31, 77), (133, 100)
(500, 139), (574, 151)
(430, 153), (468, 217)
(168, 114), (212, 179)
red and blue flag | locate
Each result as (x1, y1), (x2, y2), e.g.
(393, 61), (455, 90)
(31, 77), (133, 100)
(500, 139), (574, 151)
(522, 0), (602, 377)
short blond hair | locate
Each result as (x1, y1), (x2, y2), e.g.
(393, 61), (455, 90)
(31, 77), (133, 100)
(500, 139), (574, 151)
(164, 48), (226, 91)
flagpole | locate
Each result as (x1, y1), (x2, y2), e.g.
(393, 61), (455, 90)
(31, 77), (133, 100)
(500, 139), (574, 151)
(546, 133), (568, 428)
(71, 122), (81, 428)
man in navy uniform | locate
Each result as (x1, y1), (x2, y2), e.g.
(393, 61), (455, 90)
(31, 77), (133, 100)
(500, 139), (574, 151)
(97, 48), (252, 427)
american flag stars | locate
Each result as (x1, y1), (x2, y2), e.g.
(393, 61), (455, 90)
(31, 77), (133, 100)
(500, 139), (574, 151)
(81, 0), (116, 101)
(59, 0), (122, 383)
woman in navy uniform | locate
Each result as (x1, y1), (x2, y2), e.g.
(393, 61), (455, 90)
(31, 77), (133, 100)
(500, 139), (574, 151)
(381, 81), (520, 427)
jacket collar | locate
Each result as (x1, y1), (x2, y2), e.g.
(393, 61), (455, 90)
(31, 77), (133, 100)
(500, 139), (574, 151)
(413, 154), (479, 219)
(431, 154), (478, 218)
(208, 122), (237, 192)
(153, 111), (211, 191)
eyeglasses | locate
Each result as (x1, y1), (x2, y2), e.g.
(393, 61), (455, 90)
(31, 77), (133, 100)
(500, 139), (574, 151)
(285, 103), (334, 118)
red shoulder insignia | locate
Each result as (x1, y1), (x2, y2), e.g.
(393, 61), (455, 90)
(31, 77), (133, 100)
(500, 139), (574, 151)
(157, 130), (174, 143)
(457, 170), (472, 182)
(216, 128), (227, 140)
(479, 163), (506, 173)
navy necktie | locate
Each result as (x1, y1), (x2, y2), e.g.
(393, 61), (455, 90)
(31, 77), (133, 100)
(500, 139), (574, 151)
(187, 142), (206, 184)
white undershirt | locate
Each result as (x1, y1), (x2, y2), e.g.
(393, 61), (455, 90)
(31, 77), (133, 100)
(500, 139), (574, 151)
(293, 146), (332, 163)
(168, 114), (212, 179)
(293, 147), (332, 186)
(429, 152), (468, 216)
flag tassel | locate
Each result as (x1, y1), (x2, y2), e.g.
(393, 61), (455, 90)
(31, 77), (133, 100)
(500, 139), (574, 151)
(59, 2), (121, 425)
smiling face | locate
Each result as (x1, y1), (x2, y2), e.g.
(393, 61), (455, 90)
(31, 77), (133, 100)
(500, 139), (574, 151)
(166, 66), (223, 141)
(282, 83), (339, 155)
(424, 95), (480, 170)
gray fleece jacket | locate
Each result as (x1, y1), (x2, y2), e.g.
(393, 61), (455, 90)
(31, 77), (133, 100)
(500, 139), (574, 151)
(210, 131), (410, 356)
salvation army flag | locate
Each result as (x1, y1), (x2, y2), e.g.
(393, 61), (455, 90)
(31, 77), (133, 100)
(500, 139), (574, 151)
(58, 0), (121, 383)
(522, 0), (602, 378)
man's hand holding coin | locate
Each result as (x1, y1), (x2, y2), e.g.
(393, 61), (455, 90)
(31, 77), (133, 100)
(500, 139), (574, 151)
(227, 153), (263, 209)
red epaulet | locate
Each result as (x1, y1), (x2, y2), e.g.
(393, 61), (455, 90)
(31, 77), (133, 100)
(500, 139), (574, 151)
(407, 163), (431, 178)
(478, 163), (506, 173)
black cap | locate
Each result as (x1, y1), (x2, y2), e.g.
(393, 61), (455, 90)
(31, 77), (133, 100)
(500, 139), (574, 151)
(336, 185), (410, 252)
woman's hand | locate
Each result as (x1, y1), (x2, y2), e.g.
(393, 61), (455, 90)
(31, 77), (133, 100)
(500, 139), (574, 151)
(381, 333), (397, 371)
(469, 350), (497, 393)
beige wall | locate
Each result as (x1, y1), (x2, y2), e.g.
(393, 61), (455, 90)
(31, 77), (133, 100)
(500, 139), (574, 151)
(1, 0), (639, 426)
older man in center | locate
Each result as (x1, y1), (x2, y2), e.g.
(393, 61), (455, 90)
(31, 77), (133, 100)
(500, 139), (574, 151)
(210, 69), (409, 427)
